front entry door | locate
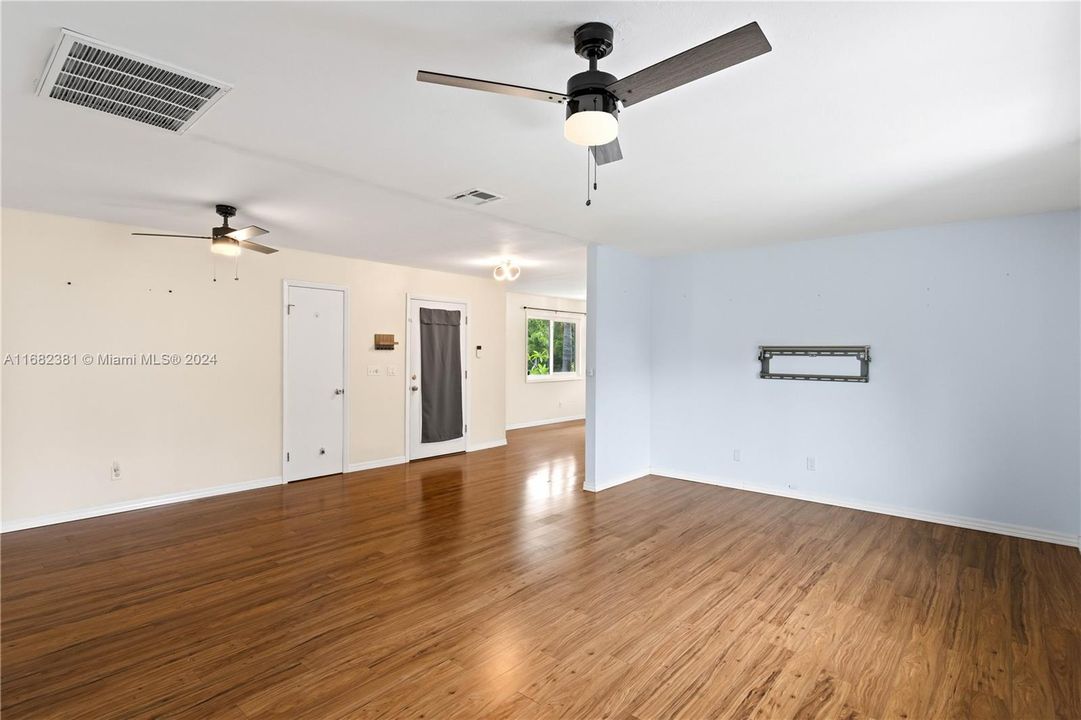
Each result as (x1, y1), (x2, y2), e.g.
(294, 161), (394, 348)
(409, 298), (468, 460)
(284, 283), (346, 481)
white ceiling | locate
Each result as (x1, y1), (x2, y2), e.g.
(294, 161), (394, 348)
(3, 2), (1079, 299)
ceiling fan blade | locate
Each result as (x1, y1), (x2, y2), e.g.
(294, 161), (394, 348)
(239, 240), (278, 254)
(607, 22), (771, 107)
(591, 138), (623, 165)
(417, 70), (568, 104)
(225, 225), (269, 242)
(131, 232), (211, 239)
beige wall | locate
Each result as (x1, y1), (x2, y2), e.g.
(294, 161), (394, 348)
(1, 209), (506, 525)
(505, 292), (586, 429)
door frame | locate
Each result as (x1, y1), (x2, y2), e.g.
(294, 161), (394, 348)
(282, 279), (350, 483)
(404, 293), (470, 461)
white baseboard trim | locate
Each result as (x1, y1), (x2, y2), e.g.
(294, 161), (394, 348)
(468, 438), (508, 452)
(651, 467), (1079, 548)
(584, 469), (650, 493)
(506, 415), (586, 431)
(347, 456), (407, 473)
(1, 476), (282, 534)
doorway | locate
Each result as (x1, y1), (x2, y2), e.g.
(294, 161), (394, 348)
(408, 296), (469, 460)
(283, 281), (348, 482)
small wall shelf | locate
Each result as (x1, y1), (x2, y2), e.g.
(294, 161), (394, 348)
(374, 334), (398, 350)
(758, 345), (871, 383)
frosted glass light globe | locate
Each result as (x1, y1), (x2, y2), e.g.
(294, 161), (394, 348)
(564, 111), (618, 146)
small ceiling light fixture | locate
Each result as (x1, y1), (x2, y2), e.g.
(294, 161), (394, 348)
(211, 236), (242, 257)
(493, 260), (521, 282)
(564, 108), (618, 146)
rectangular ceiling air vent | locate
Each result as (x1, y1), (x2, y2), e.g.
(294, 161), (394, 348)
(447, 189), (504, 206)
(36, 29), (232, 133)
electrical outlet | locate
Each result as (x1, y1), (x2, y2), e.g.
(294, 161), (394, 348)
(367, 366), (381, 377)
(111, 461), (121, 481)
(733, 449), (741, 462)
(806, 456), (816, 471)
(387, 366), (399, 377)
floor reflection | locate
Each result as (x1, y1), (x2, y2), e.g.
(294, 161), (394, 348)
(412, 465), (464, 553)
(523, 455), (579, 501)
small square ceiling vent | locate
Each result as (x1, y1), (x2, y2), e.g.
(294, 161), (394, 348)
(36, 29), (231, 133)
(447, 189), (504, 206)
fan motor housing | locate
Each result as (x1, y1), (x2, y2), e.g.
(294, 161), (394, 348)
(566, 70), (619, 121)
(567, 70), (617, 96)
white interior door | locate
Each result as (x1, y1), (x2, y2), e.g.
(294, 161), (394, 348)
(284, 283), (346, 482)
(408, 297), (468, 460)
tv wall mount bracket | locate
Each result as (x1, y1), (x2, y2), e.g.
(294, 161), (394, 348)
(758, 345), (871, 383)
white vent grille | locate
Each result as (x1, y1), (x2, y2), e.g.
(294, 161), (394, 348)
(36, 29), (231, 133)
(447, 188), (504, 206)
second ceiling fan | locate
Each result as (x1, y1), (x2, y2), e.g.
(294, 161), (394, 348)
(418, 20), (772, 166)
(132, 204), (277, 257)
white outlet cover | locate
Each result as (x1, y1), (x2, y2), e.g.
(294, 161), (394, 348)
(387, 366), (399, 376)
(367, 366), (381, 376)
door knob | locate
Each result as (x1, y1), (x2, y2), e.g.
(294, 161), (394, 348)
(334, 388), (344, 395)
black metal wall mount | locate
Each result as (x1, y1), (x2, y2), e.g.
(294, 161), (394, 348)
(758, 345), (871, 383)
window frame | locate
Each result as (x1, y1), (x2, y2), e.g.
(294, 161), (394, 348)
(525, 310), (583, 383)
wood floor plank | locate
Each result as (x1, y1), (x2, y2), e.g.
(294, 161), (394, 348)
(2, 420), (1079, 719)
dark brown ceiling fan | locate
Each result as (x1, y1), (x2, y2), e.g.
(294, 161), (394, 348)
(131, 204), (277, 256)
(417, 21), (772, 166)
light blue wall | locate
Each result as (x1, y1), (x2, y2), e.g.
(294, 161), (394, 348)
(585, 244), (652, 490)
(649, 211), (1080, 540)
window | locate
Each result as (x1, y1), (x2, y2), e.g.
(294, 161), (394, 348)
(526, 312), (582, 381)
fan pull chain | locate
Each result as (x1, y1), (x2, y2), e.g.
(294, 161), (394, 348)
(586, 146), (591, 206)
(234, 253), (240, 281)
(212, 254), (217, 283)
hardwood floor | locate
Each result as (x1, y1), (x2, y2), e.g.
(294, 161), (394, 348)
(2, 420), (1079, 719)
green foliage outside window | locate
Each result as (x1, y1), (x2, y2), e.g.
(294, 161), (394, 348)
(527, 317), (577, 376)
(552, 321), (576, 373)
(527, 318), (550, 375)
